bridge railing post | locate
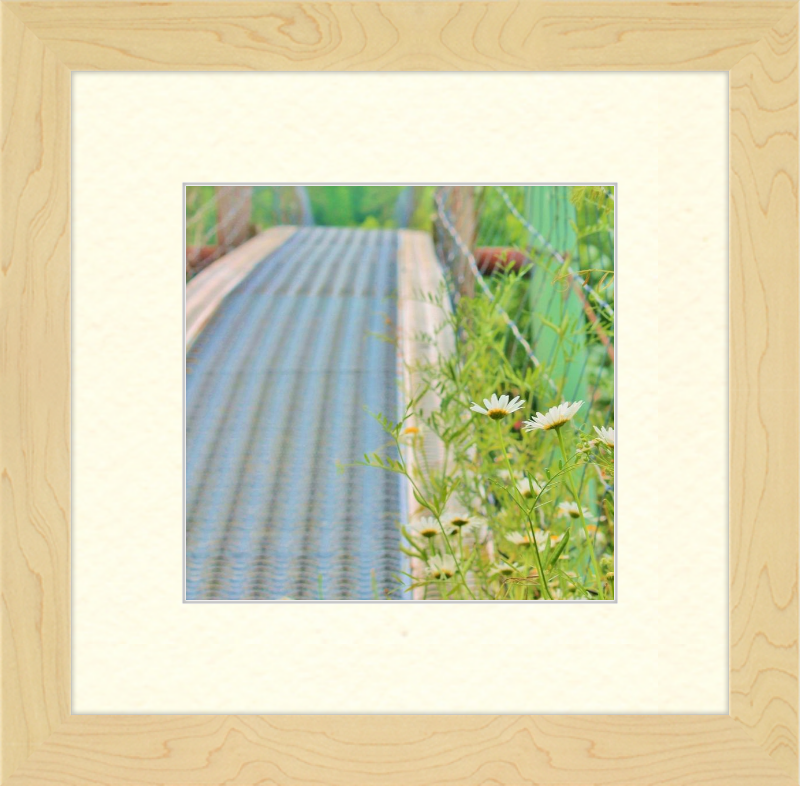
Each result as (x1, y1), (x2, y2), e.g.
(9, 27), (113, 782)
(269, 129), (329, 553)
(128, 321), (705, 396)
(448, 186), (476, 300)
(216, 186), (253, 254)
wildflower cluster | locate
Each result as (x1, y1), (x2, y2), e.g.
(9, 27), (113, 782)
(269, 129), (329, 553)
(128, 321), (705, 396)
(362, 277), (614, 600)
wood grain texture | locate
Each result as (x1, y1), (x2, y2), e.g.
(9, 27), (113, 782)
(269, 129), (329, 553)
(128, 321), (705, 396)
(0, 1), (798, 784)
(7, 715), (796, 786)
(1, 3), (71, 781)
(729, 5), (799, 778)
(5, 1), (798, 72)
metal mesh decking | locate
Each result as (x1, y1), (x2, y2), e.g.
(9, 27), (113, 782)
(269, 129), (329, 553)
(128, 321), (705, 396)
(186, 227), (402, 600)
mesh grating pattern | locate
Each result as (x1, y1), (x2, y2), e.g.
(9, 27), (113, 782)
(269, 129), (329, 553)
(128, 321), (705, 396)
(186, 228), (402, 600)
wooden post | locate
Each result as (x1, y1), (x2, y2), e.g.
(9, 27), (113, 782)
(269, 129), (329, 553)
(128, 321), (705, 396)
(449, 186), (476, 299)
(216, 186), (252, 253)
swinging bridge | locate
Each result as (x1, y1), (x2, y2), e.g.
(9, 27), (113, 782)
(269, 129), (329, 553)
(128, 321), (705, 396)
(185, 186), (613, 600)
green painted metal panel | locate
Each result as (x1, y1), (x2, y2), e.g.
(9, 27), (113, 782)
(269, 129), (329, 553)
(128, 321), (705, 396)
(522, 187), (598, 532)
(523, 187), (588, 412)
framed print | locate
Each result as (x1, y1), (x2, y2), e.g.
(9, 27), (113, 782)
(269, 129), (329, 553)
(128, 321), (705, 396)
(182, 182), (618, 604)
(2, 2), (797, 784)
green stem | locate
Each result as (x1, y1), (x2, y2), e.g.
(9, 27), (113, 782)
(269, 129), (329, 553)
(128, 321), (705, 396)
(555, 427), (605, 600)
(529, 522), (552, 600)
(496, 421), (552, 600)
(394, 435), (475, 599)
(435, 515), (475, 600)
(495, 421), (517, 487)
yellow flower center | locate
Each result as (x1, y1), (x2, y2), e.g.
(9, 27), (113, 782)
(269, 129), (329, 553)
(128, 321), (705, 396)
(487, 408), (507, 420)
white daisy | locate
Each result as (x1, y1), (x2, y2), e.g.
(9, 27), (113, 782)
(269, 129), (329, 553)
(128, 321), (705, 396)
(535, 530), (565, 549)
(506, 531), (533, 547)
(493, 562), (519, 576)
(427, 554), (456, 579)
(594, 425), (615, 448)
(443, 506), (473, 530)
(522, 401), (583, 432)
(579, 523), (607, 548)
(496, 470), (543, 499)
(557, 501), (593, 520)
(412, 516), (440, 539)
(470, 393), (525, 421)
(516, 477), (543, 499)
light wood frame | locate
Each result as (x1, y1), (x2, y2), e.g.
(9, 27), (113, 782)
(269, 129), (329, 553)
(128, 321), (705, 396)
(2, 2), (797, 784)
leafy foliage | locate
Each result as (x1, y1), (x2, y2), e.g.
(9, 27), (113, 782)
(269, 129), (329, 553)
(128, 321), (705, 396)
(365, 272), (614, 600)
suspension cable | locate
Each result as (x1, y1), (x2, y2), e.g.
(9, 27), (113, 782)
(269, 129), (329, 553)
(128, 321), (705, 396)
(433, 189), (559, 393)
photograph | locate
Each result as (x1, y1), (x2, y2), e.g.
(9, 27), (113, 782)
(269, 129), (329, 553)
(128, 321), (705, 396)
(185, 185), (615, 601)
